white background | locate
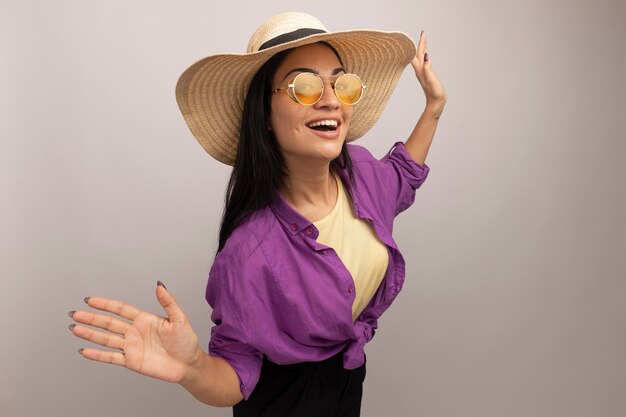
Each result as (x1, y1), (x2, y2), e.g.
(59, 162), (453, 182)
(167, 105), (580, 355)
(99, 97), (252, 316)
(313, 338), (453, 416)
(2, 0), (625, 416)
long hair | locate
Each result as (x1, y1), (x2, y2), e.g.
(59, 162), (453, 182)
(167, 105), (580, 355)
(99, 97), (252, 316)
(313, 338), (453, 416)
(217, 44), (354, 253)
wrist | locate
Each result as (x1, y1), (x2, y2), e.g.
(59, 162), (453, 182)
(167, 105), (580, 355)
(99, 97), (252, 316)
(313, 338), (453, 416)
(179, 345), (205, 386)
(178, 350), (243, 407)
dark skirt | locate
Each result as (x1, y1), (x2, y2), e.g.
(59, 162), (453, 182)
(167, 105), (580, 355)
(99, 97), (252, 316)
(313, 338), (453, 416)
(233, 350), (366, 417)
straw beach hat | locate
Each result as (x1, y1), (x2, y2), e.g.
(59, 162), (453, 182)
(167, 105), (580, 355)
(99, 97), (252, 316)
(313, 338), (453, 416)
(176, 12), (416, 165)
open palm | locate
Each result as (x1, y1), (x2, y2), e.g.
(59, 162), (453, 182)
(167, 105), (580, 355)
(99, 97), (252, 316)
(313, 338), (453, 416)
(70, 284), (201, 383)
(412, 30), (447, 117)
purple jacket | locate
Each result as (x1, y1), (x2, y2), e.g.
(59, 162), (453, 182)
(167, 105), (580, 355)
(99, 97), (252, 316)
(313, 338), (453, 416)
(206, 142), (430, 400)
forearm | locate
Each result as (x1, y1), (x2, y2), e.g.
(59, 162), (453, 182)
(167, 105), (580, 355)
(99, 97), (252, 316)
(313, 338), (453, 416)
(179, 348), (243, 407)
(404, 104), (443, 165)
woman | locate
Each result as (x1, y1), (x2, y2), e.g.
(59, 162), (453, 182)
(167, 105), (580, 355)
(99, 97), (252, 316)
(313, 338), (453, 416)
(68, 12), (446, 416)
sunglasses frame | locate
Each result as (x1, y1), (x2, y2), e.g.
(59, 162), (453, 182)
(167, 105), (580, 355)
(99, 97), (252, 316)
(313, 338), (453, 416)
(272, 72), (366, 106)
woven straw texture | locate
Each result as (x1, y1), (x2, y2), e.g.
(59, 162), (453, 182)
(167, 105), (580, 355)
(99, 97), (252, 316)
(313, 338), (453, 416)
(176, 13), (416, 165)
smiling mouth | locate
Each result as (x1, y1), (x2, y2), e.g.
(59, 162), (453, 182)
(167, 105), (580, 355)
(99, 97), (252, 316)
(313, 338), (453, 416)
(306, 120), (338, 132)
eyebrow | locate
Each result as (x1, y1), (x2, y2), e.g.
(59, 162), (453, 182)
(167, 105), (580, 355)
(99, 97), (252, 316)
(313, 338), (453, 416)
(281, 67), (345, 81)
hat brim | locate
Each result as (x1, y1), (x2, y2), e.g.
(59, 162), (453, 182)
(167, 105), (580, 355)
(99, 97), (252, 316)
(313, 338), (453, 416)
(176, 30), (416, 165)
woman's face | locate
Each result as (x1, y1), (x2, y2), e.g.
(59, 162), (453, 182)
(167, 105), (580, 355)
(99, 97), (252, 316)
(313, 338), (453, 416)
(269, 43), (353, 167)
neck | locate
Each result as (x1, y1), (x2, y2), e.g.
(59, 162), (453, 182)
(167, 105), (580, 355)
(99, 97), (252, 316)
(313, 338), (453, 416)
(280, 159), (337, 222)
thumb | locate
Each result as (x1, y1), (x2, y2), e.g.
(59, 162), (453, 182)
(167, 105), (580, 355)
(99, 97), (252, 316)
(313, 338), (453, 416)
(156, 281), (186, 324)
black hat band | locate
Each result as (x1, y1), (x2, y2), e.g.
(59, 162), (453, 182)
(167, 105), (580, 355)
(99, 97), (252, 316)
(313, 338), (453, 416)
(258, 28), (327, 51)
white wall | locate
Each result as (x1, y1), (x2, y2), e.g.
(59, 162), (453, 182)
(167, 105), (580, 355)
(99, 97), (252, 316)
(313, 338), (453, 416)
(2, 0), (625, 416)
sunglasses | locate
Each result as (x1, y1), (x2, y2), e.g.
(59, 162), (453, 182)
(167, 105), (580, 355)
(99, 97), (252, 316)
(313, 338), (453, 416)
(272, 72), (366, 106)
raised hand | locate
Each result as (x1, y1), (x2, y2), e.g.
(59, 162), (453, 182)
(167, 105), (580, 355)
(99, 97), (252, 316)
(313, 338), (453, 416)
(411, 30), (447, 118)
(69, 282), (202, 384)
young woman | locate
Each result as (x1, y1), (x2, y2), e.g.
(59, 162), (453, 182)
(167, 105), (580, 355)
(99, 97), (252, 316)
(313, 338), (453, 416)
(68, 12), (446, 417)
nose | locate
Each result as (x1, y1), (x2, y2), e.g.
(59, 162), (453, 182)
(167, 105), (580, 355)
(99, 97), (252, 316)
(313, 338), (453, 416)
(314, 80), (340, 110)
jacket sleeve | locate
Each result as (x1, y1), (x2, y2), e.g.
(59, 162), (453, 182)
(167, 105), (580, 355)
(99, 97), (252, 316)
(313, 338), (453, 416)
(205, 252), (264, 401)
(380, 141), (430, 216)
(347, 141), (430, 220)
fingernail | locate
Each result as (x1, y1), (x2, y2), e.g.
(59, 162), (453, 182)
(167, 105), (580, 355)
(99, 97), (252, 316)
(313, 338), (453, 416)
(78, 349), (84, 355)
(68, 311), (75, 318)
(425, 53), (429, 62)
(69, 324), (76, 331)
(83, 297), (90, 304)
(157, 280), (167, 290)
(421, 30), (424, 38)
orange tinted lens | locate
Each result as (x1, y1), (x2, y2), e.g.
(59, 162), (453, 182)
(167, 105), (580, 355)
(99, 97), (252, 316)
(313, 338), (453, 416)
(334, 74), (363, 104)
(292, 73), (324, 105)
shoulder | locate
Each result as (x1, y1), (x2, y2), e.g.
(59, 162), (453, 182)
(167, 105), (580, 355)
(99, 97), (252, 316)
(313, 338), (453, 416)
(346, 142), (418, 164)
(215, 207), (278, 265)
(345, 141), (428, 178)
(345, 143), (378, 163)
(343, 143), (392, 183)
(341, 141), (430, 217)
(207, 208), (280, 304)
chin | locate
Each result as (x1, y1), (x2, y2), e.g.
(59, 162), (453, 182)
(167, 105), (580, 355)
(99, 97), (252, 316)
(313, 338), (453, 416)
(317, 141), (345, 162)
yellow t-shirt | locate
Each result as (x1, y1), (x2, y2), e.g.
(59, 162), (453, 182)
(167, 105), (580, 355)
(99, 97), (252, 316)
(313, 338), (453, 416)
(314, 173), (390, 321)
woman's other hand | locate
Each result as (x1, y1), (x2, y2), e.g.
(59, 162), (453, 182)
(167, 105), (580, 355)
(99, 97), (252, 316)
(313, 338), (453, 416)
(411, 31), (447, 118)
(69, 281), (201, 384)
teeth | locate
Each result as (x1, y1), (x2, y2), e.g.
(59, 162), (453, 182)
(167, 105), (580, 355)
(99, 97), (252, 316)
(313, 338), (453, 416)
(307, 120), (338, 128)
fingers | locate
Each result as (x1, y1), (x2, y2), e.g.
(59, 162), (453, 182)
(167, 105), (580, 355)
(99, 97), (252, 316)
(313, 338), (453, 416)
(70, 323), (125, 351)
(69, 298), (136, 356)
(416, 30), (427, 65)
(80, 347), (126, 367)
(411, 30), (430, 78)
(84, 296), (143, 321)
(70, 309), (131, 335)
(156, 282), (186, 324)
(69, 309), (128, 351)
(412, 30), (444, 98)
